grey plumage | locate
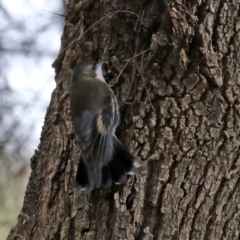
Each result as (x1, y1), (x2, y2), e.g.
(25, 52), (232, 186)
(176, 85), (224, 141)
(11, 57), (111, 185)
(70, 61), (142, 190)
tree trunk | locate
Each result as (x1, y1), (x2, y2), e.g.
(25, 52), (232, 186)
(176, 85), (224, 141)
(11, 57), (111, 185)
(7, 0), (240, 239)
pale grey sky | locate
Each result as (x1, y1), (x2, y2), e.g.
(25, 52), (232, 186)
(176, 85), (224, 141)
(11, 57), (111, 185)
(1, 0), (63, 158)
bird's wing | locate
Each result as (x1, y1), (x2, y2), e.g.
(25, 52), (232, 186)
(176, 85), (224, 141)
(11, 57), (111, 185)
(73, 92), (119, 166)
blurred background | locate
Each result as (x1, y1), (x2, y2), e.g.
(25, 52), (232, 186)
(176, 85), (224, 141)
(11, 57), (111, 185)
(0, 0), (65, 238)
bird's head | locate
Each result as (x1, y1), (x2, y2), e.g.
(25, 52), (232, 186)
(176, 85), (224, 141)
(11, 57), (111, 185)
(73, 61), (105, 82)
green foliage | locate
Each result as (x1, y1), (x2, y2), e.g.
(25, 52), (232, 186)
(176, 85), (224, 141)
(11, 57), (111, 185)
(0, 160), (29, 239)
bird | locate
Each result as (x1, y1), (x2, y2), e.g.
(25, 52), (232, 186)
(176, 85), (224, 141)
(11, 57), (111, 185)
(70, 61), (142, 190)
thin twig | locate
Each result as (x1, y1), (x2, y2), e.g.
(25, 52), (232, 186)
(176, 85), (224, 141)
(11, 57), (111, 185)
(40, 9), (65, 17)
(116, 58), (131, 82)
(59, 16), (107, 56)
(59, 10), (142, 57)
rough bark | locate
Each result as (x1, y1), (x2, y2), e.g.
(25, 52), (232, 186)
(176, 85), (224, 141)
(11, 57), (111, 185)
(7, 0), (240, 239)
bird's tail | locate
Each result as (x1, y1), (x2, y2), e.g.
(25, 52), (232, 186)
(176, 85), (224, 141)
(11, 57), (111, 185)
(75, 136), (142, 190)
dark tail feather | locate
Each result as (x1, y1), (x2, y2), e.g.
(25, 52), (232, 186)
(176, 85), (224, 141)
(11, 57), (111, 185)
(75, 156), (89, 188)
(75, 155), (102, 190)
(109, 136), (142, 184)
(75, 137), (142, 190)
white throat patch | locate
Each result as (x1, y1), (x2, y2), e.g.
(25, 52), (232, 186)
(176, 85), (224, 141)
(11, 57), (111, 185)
(95, 63), (105, 82)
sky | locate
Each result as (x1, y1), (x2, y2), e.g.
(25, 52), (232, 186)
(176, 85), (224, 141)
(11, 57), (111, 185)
(1, 0), (64, 159)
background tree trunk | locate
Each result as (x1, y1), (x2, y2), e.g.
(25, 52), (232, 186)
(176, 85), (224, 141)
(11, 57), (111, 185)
(7, 0), (240, 239)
